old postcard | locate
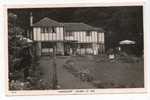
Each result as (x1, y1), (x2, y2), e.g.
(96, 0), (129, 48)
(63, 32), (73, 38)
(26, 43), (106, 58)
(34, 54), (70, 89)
(4, 1), (147, 95)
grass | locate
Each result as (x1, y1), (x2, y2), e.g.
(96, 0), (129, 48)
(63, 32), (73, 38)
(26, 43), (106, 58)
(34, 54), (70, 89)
(63, 55), (144, 88)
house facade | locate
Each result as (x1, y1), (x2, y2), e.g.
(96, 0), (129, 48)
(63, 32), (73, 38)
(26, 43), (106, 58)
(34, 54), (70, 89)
(31, 17), (105, 56)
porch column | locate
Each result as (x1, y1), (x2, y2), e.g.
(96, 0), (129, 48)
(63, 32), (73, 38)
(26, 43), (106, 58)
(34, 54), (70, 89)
(56, 42), (64, 55)
(36, 42), (41, 57)
(93, 43), (98, 55)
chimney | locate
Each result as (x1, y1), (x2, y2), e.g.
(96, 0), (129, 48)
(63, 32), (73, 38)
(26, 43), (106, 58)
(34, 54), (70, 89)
(30, 12), (33, 27)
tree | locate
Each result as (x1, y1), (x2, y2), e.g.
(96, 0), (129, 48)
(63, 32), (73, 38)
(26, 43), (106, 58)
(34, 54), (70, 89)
(8, 13), (25, 72)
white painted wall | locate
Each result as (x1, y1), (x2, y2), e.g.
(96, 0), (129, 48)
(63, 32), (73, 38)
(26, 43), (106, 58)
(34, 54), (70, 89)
(98, 32), (105, 43)
(65, 31), (99, 43)
(33, 27), (105, 46)
(33, 27), (64, 41)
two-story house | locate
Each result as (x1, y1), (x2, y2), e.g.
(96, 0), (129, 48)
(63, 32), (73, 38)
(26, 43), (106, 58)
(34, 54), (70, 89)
(31, 16), (105, 56)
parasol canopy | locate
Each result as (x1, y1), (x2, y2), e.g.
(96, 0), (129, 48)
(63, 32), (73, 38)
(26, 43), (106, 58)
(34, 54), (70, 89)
(119, 40), (136, 45)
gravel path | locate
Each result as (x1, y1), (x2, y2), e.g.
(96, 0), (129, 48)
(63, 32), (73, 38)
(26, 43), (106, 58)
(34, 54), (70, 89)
(38, 56), (95, 89)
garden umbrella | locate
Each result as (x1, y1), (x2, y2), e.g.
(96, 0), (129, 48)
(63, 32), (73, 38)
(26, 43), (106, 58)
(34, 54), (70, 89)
(119, 40), (136, 45)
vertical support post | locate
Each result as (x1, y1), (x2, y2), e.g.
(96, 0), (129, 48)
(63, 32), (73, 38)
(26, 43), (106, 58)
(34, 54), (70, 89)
(36, 42), (41, 57)
(52, 54), (57, 89)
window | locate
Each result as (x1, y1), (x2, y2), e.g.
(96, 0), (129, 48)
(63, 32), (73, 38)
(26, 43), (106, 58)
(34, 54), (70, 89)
(42, 42), (55, 48)
(41, 27), (45, 33)
(41, 27), (56, 33)
(51, 27), (56, 33)
(86, 31), (91, 36)
(65, 32), (74, 36)
(80, 44), (85, 48)
(46, 27), (49, 33)
(80, 43), (92, 48)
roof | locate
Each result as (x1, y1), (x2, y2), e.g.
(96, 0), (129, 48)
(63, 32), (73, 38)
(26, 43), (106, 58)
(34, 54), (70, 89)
(93, 27), (105, 32)
(32, 17), (104, 32)
(63, 23), (104, 32)
(33, 17), (63, 27)
(63, 22), (95, 31)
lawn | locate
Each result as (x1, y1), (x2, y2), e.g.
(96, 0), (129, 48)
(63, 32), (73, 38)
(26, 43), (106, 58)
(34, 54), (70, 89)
(63, 55), (144, 88)
(9, 55), (144, 90)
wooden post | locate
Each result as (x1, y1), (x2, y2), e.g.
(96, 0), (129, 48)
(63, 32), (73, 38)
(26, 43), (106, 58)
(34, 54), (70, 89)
(52, 54), (57, 89)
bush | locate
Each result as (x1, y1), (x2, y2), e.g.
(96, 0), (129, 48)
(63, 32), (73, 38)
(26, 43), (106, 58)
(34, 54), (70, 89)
(64, 59), (94, 82)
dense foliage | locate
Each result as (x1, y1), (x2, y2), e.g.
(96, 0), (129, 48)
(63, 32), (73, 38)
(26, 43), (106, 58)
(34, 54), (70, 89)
(8, 6), (143, 55)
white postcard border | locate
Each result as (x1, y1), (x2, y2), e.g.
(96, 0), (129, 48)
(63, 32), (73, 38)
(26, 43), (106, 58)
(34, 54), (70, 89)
(4, 1), (148, 96)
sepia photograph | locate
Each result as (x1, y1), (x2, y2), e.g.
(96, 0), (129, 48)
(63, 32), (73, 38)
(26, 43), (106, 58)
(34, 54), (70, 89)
(6, 5), (145, 94)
